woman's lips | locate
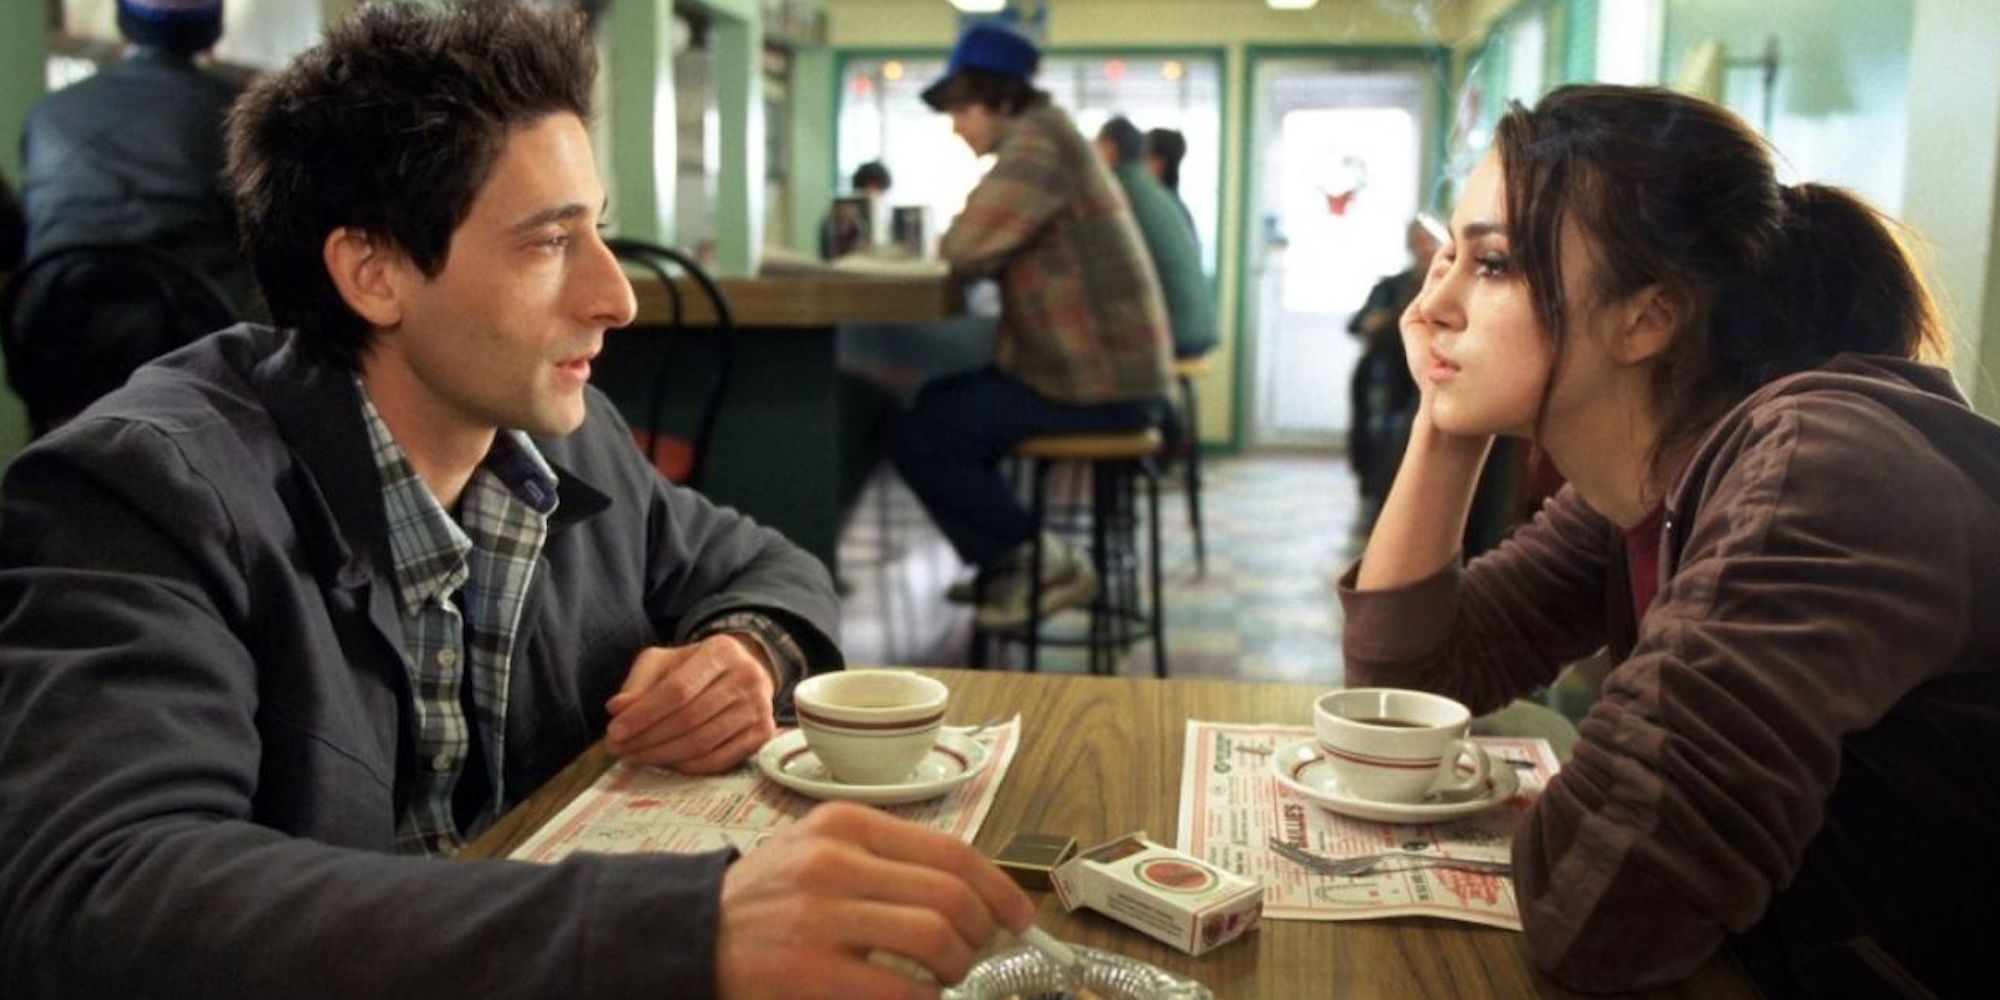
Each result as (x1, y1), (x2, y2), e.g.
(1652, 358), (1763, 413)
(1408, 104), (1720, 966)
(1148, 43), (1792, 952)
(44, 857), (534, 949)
(1427, 350), (1459, 383)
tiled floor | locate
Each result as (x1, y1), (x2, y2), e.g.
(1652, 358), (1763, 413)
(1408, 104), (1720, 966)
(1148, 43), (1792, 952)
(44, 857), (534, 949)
(837, 451), (1367, 684)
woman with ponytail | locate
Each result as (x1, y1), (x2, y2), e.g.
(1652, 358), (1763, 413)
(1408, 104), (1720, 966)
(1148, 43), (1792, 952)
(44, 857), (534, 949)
(1342, 84), (1999, 995)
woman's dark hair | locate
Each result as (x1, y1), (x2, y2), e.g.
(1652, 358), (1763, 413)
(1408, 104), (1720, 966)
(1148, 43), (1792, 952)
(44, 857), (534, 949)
(1494, 84), (1943, 487)
(226, 0), (596, 369)
(1144, 128), (1186, 190)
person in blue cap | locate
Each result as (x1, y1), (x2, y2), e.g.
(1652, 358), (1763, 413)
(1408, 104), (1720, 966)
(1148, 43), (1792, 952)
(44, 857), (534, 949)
(893, 24), (1174, 629)
(18, 0), (261, 320)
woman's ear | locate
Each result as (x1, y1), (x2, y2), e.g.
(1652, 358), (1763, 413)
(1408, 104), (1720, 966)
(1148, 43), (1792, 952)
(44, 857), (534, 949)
(322, 227), (405, 330)
(1614, 284), (1681, 364)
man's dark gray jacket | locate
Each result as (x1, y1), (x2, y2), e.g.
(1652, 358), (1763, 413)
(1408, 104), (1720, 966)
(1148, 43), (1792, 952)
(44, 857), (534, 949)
(0, 325), (841, 998)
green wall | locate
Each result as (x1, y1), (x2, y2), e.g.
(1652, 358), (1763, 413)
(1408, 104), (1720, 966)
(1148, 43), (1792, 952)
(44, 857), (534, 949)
(788, 46), (836, 257)
(0, 1), (47, 463)
(1663, 0), (1913, 210)
(1903, 0), (2000, 413)
(602, 0), (677, 243)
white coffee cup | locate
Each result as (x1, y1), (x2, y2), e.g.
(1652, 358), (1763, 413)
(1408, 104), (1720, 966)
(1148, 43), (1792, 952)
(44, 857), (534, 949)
(791, 670), (948, 785)
(1313, 688), (1493, 804)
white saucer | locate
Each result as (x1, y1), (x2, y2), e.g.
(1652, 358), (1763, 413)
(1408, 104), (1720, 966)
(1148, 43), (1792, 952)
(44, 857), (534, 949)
(755, 729), (992, 805)
(1269, 738), (1522, 823)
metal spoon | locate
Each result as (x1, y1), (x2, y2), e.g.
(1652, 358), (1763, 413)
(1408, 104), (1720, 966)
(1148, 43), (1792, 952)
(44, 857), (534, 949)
(944, 715), (1008, 740)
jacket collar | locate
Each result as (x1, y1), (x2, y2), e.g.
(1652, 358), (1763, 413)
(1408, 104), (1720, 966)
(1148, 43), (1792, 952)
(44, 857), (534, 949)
(248, 328), (612, 589)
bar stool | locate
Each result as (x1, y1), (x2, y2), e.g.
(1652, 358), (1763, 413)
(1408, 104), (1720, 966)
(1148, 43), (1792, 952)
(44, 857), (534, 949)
(971, 427), (1168, 677)
(1173, 355), (1212, 576)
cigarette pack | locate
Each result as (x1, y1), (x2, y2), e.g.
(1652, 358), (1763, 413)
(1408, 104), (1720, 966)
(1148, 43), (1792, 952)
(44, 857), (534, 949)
(1050, 832), (1262, 956)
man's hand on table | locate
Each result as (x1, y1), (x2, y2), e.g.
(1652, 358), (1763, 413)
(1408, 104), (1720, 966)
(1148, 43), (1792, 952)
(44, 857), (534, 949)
(605, 634), (777, 773)
(715, 802), (1035, 1000)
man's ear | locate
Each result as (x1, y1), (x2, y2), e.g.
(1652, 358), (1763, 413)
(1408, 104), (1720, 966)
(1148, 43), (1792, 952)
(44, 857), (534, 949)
(1613, 283), (1681, 365)
(322, 227), (406, 329)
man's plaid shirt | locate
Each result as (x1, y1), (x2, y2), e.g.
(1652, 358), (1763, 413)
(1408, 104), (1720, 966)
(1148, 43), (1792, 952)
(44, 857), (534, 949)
(360, 390), (807, 857)
(939, 102), (1173, 406)
(360, 390), (557, 857)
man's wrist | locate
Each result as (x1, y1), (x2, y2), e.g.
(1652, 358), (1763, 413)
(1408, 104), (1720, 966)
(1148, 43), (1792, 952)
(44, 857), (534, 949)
(692, 611), (803, 691)
(724, 631), (780, 689)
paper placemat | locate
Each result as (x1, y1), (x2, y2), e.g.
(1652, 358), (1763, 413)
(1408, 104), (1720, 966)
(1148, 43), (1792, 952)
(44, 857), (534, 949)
(1176, 720), (1560, 930)
(510, 717), (1021, 863)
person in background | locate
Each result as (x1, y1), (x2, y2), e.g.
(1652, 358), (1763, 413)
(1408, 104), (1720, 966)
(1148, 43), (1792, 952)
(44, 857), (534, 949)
(0, 4), (1031, 998)
(1143, 127), (1197, 240)
(1344, 84), (1999, 995)
(19, 0), (260, 317)
(896, 24), (1172, 628)
(1347, 217), (1442, 523)
(819, 159), (892, 260)
(1096, 116), (1215, 361)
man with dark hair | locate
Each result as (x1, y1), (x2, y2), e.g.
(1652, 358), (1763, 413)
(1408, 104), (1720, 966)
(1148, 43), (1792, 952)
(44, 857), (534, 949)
(1143, 127), (1198, 237)
(853, 160), (893, 193)
(896, 25), (1172, 626)
(18, 0), (259, 316)
(0, 4), (1030, 998)
(1097, 116), (1215, 360)
(819, 159), (892, 259)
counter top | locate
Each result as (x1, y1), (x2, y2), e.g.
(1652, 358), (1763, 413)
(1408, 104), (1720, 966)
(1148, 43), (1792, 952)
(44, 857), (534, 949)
(632, 271), (961, 327)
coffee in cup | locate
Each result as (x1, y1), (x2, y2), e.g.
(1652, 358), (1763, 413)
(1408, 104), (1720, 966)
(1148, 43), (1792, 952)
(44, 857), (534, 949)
(1313, 688), (1493, 804)
(791, 669), (948, 785)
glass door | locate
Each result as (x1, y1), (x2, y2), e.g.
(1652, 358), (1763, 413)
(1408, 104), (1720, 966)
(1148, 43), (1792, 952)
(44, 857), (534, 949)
(1243, 54), (1439, 448)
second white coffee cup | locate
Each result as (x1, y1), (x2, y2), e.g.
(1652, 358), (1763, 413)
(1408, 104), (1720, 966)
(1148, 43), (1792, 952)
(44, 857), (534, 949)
(792, 669), (948, 785)
(1313, 688), (1493, 804)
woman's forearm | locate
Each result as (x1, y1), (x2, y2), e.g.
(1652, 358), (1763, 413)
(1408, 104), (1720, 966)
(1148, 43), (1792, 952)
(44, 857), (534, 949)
(1355, 403), (1494, 591)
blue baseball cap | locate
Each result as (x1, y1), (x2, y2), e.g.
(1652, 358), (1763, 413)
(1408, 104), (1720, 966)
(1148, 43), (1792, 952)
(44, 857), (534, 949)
(922, 24), (1041, 110)
(117, 0), (223, 54)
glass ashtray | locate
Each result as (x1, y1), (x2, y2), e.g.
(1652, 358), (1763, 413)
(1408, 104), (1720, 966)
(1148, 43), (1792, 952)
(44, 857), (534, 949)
(940, 944), (1215, 1000)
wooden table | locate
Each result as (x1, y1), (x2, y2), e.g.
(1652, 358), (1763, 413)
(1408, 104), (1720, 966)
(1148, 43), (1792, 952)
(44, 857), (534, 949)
(466, 670), (1757, 999)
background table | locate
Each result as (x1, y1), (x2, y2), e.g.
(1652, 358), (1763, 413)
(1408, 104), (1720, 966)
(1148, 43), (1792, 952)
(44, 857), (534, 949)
(466, 669), (1757, 999)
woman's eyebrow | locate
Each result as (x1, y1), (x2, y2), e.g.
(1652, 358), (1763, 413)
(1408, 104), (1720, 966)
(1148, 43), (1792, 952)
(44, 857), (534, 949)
(1457, 221), (1507, 241)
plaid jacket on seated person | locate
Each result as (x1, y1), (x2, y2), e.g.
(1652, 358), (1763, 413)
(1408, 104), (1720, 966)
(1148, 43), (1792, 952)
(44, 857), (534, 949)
(939, 103), (1173, 407)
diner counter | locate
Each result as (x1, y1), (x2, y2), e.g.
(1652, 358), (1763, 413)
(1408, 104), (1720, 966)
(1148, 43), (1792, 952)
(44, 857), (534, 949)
(633, 269), (960, 327)
(600, 266), (969, 571)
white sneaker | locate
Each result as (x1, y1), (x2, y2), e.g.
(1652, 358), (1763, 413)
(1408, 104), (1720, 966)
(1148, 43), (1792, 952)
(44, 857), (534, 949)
(974, 537), (1099, 630)
(946, 533), (1044, 604)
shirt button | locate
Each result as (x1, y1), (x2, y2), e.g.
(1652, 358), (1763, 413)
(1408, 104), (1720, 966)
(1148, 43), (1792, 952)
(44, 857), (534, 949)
(436, 648), (458, 668)
(432, 752), (453, 771)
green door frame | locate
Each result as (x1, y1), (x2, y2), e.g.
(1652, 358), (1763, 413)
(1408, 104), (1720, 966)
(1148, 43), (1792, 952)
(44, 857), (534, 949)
(1230, 44), (1450, 453)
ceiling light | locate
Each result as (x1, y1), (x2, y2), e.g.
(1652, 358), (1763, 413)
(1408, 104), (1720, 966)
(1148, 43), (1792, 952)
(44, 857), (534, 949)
(1267, 0), (1321, 10)
(948, 1), (1009, 13)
